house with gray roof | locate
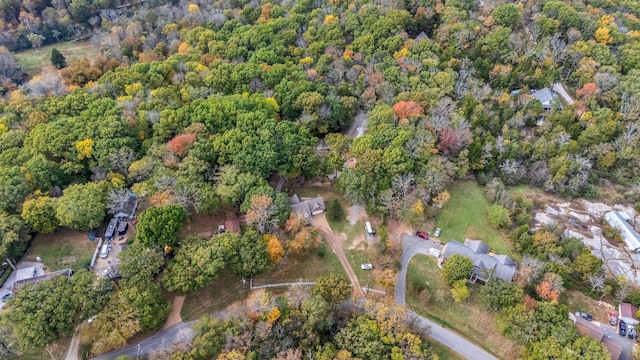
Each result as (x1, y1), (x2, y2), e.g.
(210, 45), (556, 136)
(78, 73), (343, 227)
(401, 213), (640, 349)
(289, 194), (325, 221)
(438, 238), (517, 283)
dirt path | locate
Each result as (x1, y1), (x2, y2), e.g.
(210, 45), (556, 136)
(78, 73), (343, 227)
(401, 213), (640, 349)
(163, 295), (185, 329)
(64, 323), (84, 360)
(311, 214), (364, 297)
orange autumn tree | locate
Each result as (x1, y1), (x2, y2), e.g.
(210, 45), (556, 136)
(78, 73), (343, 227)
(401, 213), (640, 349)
(168, 133), (196, 157)
(576, 83), (600, 99)
(535, 272), (564, 302)
(264, 234), (285, 264)
(392, 101), (424, 120)
(283, 213), (317, 255)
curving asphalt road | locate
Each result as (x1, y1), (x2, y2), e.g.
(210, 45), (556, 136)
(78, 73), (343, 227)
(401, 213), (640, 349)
(91, 310), (230, 360)
(395, 234), (498, 360)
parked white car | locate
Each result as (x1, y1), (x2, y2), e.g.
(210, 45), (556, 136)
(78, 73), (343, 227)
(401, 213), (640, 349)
(361, 263), (373, 270)
(434, 228), (442, 237)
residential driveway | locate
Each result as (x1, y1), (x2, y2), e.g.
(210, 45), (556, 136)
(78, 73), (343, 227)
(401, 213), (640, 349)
(598, 322), (634, 360)
(395, 235), (498, 360)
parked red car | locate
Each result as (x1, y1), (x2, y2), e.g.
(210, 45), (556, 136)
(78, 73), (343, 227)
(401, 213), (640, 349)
(415, 231), (429, 240)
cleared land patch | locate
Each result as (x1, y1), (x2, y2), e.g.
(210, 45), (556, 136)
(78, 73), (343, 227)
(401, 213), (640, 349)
(434, 181), (513, 256)
(13, 41), (99, 76)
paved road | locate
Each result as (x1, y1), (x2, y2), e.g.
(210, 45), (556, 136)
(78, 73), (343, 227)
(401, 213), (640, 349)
(395, 235), (498, 360)
(91, 310), (230, 360)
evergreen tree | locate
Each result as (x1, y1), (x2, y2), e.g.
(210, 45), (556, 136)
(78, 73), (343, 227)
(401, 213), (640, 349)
(50, 48), (66, 69)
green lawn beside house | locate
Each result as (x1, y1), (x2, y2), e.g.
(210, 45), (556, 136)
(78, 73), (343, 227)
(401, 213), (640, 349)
(406, 254), (520, 360)
(434, 181), (513, 256)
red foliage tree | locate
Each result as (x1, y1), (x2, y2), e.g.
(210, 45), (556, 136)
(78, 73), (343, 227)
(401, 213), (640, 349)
(438, 128), (470, 156)
(576, 83), (600, 99)
(393, 101), (424, 119)
(168, 134), (196, 157)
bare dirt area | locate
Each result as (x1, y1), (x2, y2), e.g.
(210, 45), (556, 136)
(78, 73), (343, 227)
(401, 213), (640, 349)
(311, 214), (364, 297)
(179, 212), (230, 239)
(346, 204), (367, 225)
(386, 219), (413, 243)
(163, 295), (185, 329)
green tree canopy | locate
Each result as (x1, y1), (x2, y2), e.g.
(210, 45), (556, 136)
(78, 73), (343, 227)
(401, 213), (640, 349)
(21, 196), (58, 234)
(136, 205), (187, 248)
(480, 278), (524, 311)
(5, 270), (109, 349)
(50, 48), (67, 69)
(440, 254), (473, 286)
(312, 273), (352, 305)
(55, 182), (107, 231)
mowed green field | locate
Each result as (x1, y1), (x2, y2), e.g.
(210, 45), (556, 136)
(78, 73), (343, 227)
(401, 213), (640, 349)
(434, 181), (513, 256)
(13, 41), (99, 76)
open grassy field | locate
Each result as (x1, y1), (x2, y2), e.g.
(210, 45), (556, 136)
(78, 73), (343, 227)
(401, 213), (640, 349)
(434, 181), (513, 256)
(406, 254), (520, 360)
(13, 40), (99, 76)
(23, 228), (96, 271)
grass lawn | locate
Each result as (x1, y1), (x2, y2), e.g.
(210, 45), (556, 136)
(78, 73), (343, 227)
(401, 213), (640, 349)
(23, 229), (96, 271)
(406, 254), (520, 360)
(428, 339), (466, 360)
(13, 41), (99, 77)
(180, 272), (247, 322)
(435, 181), (513, 256)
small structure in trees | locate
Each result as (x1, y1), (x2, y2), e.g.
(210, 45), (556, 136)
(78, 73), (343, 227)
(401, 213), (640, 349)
(11, 267), (72, 293)
(438, 238), (517, 283)
(289, 194), (325, 221)
(618, 303), (639, 326)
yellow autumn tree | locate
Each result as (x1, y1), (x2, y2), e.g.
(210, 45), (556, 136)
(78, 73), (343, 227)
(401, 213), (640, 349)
(595, 27), (613, 44)
(410, 200), (424, 217)
(266, 307), (281, 324)
(75, 138), (94, 160)
(187, 3), (200, 12)
(432, 190), (451, 208)
(264, 234), (285, 264)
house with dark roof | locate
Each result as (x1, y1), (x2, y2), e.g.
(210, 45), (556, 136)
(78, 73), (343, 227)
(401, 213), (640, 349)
(604, 211), (640, 252)
(619, 303), (639, 326)
(438, 239), (517, 283)
(289, 194), (325, 221)
(574, 316), (622, 360)
(113, 192), (139, 220)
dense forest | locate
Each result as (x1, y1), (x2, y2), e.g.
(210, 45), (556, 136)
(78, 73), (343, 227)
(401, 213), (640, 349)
(1, 0), (640, 357)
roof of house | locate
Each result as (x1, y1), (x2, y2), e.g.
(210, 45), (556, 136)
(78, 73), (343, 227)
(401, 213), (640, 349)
(605, 211), (640, 251)
(441, 240), (517, 282)
(575, 317), (621, 360)
(14, 266), (37, 282)
(415, 31), (428, 41)
(12, 268), (73, 292)
(531, 88), (554, 106)
(225, 218), (240, 234)
(465, 239), (489, 254)
(604, 339), (623, 360)
(289, 195), (325, 219)
(619, 303), (638, 320)
(114, 192), (139, 219)
(575, 316), (605, 341)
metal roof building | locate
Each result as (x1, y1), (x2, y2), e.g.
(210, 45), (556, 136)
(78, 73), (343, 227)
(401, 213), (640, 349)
(604, 211), (640, 252)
